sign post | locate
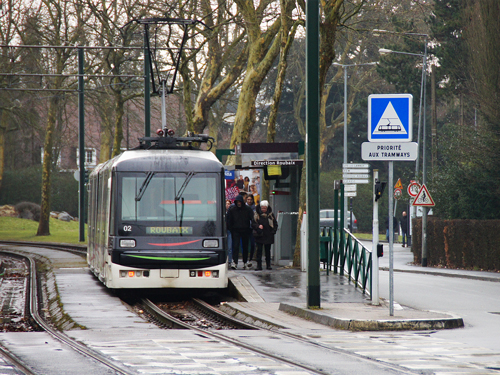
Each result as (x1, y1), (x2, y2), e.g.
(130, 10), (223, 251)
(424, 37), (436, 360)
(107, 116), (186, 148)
(412, 184), (435, 266)
(362, 93), (416, 317)
(371, 169), (380, 305)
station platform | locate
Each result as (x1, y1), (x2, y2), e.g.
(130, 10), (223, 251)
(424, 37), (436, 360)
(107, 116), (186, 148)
(223, 266), (464, 331)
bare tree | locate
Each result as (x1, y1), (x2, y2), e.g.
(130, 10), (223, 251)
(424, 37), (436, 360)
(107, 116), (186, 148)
(0, 0), (25, 191)
(465, 0), (500, 132)
(228, 0), (283, 149)
(22, 0), (93, 236)
(184, 0), (248, 138)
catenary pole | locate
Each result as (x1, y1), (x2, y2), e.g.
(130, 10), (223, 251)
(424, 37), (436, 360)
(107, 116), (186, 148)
(144, 25), (151, 137)
(78, 48), (85, 242)
(421, 40), (429, 267)
(306, 0), (320, 308)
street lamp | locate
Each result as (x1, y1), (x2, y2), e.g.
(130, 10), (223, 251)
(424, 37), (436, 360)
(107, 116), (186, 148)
(375, 29), (429, 183)
(333, 61), (377, 229)
(379, 45), (429, 267)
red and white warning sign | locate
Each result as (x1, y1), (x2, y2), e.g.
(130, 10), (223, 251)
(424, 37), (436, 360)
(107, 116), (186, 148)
(407, 180), (421, 197)
(412, 184), (435, 206)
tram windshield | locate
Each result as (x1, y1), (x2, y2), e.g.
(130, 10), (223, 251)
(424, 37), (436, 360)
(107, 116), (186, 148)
(117, 172), (221, 236)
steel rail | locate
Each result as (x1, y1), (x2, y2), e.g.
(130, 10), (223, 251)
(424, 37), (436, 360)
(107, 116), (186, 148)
(192, 297), (416, 374)
(0, 241), (416, 374)
(0, 246), (133, 375)
(0, 251), (36, 375)
(0, 344), (36, 375)
(191, 298), (259, 330)
(0, 241), (86, 255)
(26, 254), (132, 374)
(142, 298), (330, 375)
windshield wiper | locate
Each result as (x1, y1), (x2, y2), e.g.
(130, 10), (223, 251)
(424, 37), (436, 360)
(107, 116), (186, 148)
(135, 171), (155, 201)
(175, 171), (195, 201)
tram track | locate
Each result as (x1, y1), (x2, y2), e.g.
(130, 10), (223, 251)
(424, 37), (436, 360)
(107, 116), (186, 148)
(141, 296), (418, 375)
(0, 243), (132, 374)
(141, 297), (332, 375)
(0, 240), (417, 374)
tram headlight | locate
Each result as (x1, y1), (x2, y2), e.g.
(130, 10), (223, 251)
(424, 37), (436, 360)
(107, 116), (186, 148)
(203, 239), (218, 248)
(120, 239), (136, 248)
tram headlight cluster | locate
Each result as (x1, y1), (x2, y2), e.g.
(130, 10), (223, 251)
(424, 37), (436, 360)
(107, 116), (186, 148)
(189, 270), (219, 278)
(120, 270), (150, 278)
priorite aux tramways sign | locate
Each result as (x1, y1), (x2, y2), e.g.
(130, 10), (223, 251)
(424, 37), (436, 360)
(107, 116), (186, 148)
(361, 142), (418, 161)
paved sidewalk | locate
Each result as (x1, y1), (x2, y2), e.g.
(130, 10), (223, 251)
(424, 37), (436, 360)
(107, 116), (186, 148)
(226, 263), (464, 331)
(368, 240), (500, 282)
(222, 242), (500, 331)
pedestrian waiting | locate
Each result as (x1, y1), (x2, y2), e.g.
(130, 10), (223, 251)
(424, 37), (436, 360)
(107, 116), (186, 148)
(252, 200), (278, 271)
(226, 195), (255, 270)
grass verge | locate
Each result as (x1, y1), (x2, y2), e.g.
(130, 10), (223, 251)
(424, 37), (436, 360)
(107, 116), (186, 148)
(0, 217), (86, 245)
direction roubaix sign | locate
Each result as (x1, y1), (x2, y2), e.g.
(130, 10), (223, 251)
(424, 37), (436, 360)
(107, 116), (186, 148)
(368, 94), (413, 142)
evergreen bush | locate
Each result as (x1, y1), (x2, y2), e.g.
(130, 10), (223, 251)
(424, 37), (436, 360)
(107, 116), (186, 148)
(0, 167), (79, 217)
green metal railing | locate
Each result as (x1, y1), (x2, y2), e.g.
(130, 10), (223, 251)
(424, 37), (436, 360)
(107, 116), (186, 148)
(320, 226), (372, 296)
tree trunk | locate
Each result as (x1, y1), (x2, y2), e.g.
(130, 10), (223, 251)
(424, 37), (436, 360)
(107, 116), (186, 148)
(293, 161), (307, 266)
(266, 9), (301, 144)
(229, 1), (282, 150)
(191, 39), (248, 134)
(0, 110), (6, 192)
(37, 96), (59, 236)
(111, 92), (124, 158)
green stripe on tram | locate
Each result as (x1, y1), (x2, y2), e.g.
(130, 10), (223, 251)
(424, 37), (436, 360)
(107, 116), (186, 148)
(125, 255), (211, 261)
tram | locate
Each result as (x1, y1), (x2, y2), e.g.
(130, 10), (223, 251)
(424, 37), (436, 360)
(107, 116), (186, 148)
(378, 124), (402, 132)
(87, 130), (228, 289)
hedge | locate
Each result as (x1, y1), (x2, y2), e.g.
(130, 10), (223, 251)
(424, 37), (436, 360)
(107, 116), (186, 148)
(0, 167), (81, 218)
(411, 217), (500, 271)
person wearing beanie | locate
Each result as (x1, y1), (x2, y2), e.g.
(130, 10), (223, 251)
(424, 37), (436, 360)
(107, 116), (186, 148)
(226, 195), (256, 270)
(252, 200), (278, 270)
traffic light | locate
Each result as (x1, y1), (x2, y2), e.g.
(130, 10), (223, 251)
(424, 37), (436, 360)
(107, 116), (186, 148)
(84, 169), (89, 184)
(374, 179), (386, 201)
(377, 244), (383, 257)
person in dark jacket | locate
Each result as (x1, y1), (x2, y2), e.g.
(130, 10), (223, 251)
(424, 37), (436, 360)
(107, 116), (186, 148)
(400, 211), (409, 247)
(226, 195), (255, 269)
(252, 200), (278, 270)
(385, 216), (399, 242)
(246, 194), (257, 262)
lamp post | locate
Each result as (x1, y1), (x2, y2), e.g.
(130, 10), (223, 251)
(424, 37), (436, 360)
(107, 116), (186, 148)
(378, 46), (429, 267)
(374, 30), (428, 190)
(333, 62), (377, 230)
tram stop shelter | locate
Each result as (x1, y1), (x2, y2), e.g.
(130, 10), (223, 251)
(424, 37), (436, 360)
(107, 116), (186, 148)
(217, 142), (304, 266)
